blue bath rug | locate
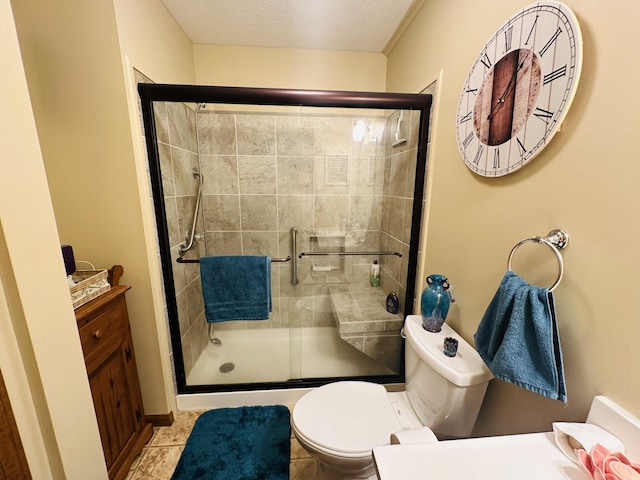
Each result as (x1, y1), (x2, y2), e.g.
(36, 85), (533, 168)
(170, 405), (290, 480)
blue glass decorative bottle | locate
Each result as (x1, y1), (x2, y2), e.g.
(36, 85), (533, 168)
(421, 274), (452, 332)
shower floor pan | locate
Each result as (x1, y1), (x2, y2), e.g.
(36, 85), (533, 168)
(186, 326), (393, 386)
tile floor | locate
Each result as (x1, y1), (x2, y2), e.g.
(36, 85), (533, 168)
(126, 406), (319, 479)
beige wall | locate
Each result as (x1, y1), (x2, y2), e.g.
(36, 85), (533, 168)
(112, 2), (389, 408)
(111, 0), (198, 416)
(11, 0), (172, 416)
(194, 45), (387, 91)
(0, 0), (107, 477)
(113, 0), (196, 85)
(10, 0), (389, 445)
(5, 1), (639, 476)
(387, 0), (640, 436)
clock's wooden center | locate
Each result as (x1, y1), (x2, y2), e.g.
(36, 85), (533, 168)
(473, 48), (541, 146)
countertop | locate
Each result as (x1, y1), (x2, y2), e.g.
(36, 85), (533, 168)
(373, 432), (585, 480)
(373, 377), (640, 480)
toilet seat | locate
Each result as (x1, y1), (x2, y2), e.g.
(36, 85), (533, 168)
(292, 381), (402, 456)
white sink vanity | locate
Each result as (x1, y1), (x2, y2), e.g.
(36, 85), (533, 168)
(373, 396), (640, 479)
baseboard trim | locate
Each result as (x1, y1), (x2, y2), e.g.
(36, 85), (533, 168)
(146, 411), (174, 426)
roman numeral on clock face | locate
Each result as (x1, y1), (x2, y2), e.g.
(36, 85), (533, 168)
(534, 107), (554, 121)
(524, 15), (539, 46)
(504, 26), (513, 53)
(473, 144), (484, 164)
(480, 52), (492, 69)
(460, 111), (472, 123)
(539, 27), (562, 57)
(543, 65), (567, 85)
(462, 131), (475, 148)
(517, 137), (527, 157)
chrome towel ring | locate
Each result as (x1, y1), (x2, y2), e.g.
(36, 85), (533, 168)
(507, 229), (569, 292)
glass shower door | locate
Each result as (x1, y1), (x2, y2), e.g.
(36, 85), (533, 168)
(139, 83), (431, 393)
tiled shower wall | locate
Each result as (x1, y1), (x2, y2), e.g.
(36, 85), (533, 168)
(153, 101), (209, 375)
(198, 111), (384, 332)
(153, 100), (422, 377)
(379, 109), (422, 307)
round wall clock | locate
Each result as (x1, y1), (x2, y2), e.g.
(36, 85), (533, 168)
(456, 1), (583, 177)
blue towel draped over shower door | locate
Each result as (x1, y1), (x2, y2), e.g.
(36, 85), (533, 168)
(474, 270), (567, 403)
(200, 255), (272, 323)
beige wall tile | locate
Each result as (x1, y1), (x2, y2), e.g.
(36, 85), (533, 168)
(167, 102), (191, 151)
(153, 101), (170, 145)
(278, 195), (314, 231)
(204, 232), (242, 255)
(314, 195), (349, 229)
(313, 116), (352, 156)
(277, 156), (314, 194)
(276, 116), (314, 156)
(158, 142), (175, 196)
(176, 196), (196, 243)
(238, 155), (277, 194)
(240, 194), (277, 230)
(241, 231), (279, 256)
(237, 114), (276, 155)
(202, 195), (241, 231)
(200, 154), (239, 194)
(163, 197), (180, 247)
(198, 113), (237, 155)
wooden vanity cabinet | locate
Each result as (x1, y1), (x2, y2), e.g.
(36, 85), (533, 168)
(75, 283), (153, 480)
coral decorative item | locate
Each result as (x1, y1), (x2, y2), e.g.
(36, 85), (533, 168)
(578, 443), (640, 480)
(421, 274), (453, 332)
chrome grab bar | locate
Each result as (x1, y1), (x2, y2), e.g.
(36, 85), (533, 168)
(298, 250), (402, 258)
(179, 103), (207, 257)
(177, 256), (291, 264)
(291, 227), (299, 285)
(179, 168), (203, 257)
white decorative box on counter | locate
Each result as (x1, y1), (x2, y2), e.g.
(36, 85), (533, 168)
(69, 269), (110, 309)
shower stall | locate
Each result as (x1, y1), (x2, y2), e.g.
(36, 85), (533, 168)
(138, 83), (432, 394)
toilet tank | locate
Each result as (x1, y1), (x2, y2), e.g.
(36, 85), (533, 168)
(404, 315), (493, 438)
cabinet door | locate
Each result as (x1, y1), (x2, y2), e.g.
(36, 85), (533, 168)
(0, 370), (32, 479)
(88, 342), (137, 469)
(77, 285), (152, 479)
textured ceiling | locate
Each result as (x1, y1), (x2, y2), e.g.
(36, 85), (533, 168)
(161, 0), (420, 53)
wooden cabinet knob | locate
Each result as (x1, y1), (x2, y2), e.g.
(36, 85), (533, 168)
(93, 329), (103, 339)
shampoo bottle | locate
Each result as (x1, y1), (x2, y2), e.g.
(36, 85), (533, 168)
(370, 260), (380, 287)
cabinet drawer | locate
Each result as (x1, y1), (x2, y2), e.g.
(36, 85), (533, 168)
(79, 300), (127, 362)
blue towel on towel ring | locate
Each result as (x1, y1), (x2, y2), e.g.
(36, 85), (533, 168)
(474, 271), (567, 403)
(200, 255), (272, 323)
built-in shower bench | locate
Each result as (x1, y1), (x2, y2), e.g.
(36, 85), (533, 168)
(328, 285), (404, 371)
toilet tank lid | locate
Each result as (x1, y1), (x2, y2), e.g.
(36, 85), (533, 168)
(405, 315), (493, 387)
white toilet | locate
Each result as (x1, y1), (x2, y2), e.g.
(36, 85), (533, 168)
(291, 315), (494, 480)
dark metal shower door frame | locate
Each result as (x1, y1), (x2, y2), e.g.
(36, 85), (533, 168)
(138, 83), (433, 394)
